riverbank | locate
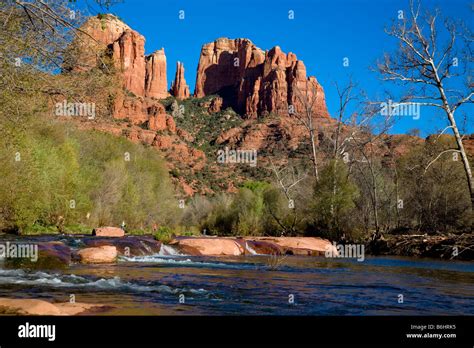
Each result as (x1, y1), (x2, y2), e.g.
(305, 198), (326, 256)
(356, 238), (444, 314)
(367, 233), (474, 261)
(1, 230), (472, 263)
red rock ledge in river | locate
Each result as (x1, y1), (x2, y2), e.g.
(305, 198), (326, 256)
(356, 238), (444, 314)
(170, 236), (338, 256)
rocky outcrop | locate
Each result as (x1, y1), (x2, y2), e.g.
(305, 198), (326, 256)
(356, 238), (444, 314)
(111, 29), (147, 96)
(171, 237), (245, 256)
(216, 116), (334, 153)
(245, 237), (338, 256)
(67, 14), (168, 101)
(170, 62), (190, 99)
(171, 236), (337, 256)
(245, 240), (283, 255)
(198, 96), (224, 113)
(77, 245), (118, 264)
(194, 38), (329, 118)
(148, 113), (176, 132)
(92, 226), (124, 238)
(63, 14), (132, 72)
(82, 236), (162, 256)
(145, 49), (168, 99)
(0, 298), (106, 316)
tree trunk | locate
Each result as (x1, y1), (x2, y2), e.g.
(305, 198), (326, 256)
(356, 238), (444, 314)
(446, 112), (474, 210)
(431, 63), (474, 212)
(309, 128), (319, 181)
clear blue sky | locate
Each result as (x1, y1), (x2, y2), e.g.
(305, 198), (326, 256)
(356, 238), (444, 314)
(77, 0), (473, 135)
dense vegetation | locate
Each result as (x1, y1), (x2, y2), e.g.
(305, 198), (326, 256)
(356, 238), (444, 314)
(0, 95), (179, 234)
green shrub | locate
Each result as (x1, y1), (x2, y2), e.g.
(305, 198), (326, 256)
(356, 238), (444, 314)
(22, 224), (58, 235)
(65, 224), (92, 235)
(154, 226), (175, 243)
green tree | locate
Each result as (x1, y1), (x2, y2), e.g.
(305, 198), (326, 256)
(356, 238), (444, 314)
(313, 160), (359, 238)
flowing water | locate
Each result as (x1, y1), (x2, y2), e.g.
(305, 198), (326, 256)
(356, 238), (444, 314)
(0, 237), (473, 315)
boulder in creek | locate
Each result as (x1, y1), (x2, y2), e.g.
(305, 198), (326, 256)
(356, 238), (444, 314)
(82, 236), (161, 256)
(171, 237), (244, 256)
(77, 245), (117, 264)
(92, 226), (125, 238)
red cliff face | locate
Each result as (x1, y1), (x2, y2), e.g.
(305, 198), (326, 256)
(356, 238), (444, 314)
(63, 15), (131, 72)
(170, 62), (190, 99)
(194, 38), (329, 119)
(112, 29), (146, 97)
(67, 15), (173, 124)
(145, 49), (168, 99)
(68, 15), (168, 100)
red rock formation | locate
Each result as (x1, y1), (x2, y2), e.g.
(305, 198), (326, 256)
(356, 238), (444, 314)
(194, 38), (329, 118)
(145, 49), (168, 99)
(92, 227), (124, 237)
(208, 97), (223, 113)
(170, 62), (190, 99)
(64, 14), (131, 72)
(77, 246), (118, 264)
(171, 237), (245, 256)
(148, 113), (176, 133)
(463, 135), (474, 156)
(198, 96), (224, 113)
(111, 29), (146, 97)
(68, 15), (169, 101)
(170, 236), (337, 256)
(112, 93), (156, 124)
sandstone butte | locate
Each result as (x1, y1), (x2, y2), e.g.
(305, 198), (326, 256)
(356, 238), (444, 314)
(194, 37), (330, 119)
(66, 15), (329, 124)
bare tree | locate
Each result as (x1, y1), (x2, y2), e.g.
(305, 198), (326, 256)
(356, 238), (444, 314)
(322, 79), (359, 226)
(268, 159), (307, 235)
(346, 102), (394, 236)
(378, 0), (474, 211)
(292, 81), (323, 181)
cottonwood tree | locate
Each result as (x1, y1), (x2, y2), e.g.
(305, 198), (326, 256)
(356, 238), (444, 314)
(378, 0), (474, 211)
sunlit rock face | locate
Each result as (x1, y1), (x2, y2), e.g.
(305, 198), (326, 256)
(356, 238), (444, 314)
(67, 15), (168, 99)
(194, 38), (330, 118)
